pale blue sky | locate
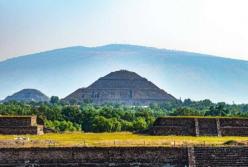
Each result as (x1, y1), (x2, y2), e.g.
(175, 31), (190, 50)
(1, 0), (248, 61)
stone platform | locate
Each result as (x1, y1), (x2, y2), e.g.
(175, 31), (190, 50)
(1, 146), (248, 166)
(0, 116), (44, 135)
(149, 117), (248, 136)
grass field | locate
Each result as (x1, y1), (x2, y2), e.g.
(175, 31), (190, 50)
(1, 132), (248, 147)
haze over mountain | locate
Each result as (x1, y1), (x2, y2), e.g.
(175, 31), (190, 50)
(0, 44), (248, 103)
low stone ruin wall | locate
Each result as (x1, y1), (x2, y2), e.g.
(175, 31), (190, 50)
(0, 116), (36, 127)
(0, 126), (43, 135)
(1, 146), (248, 167)
(150, 118), (196, 136)
(0, 147), (188, 167)
(150, 126), (195, 136)
(0, 116), (44, 135)
(150, 117), (248, 136)
(192, 147), (248, 167)
(220, 118), (248, 136)
(197, 118), (218, 136)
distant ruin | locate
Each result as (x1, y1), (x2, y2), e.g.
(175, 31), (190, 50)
(0, 116), (44, 135)
(64, 70), (175, 105)
(3, 89), (49, 103)
(149, 117), (248, 136)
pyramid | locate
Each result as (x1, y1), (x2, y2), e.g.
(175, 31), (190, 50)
(64, 70), (176, 105)
(3, 89), (49, 102)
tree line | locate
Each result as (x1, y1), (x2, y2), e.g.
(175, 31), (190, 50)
(0, 97), (248, 132)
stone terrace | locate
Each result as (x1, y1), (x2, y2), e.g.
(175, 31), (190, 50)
(192, 147), (248, 167)
(150, 117), (196, 136)
(1, 146), (248, 166)
(0, 147), (188, 167)
(0, 116), (44, 135)
(150, 117), (248, 136)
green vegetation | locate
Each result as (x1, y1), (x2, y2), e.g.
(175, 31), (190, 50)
(0, 98), (248, 132)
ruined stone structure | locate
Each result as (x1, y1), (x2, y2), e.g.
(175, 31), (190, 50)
(64, 70), (175, 105)
(0, 147), (188, 167)
(3, 89), (49, 103)
(1, 146), (248, 166)
(150, 117), (248, 136)
(190, 147), (248, 167)
(0, 116), (44, 135)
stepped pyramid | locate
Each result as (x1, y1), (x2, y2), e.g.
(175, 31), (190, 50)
(3, 89), (49, 102)
(64, 70), (175, 105)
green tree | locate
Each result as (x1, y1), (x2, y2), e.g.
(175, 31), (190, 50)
(133, 117), (147, 131)
(120, 120), (133, 131)
(50, 96), (60, 104)
(205, 102), (230, 116)
(169, 107), (202, 116)
(92, 116), (113, 132)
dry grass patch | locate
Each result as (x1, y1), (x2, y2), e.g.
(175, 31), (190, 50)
(0, 132), (248, 147)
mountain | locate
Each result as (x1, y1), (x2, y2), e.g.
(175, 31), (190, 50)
(3, 89), (49, 102)
(64, 70), (175, 105)
(0, 44), (248, 103)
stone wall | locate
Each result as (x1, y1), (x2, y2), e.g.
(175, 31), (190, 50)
(150, 117), (248, 136)
(0, 147), (188, 167)
(0, 116), (36, 127)
(1, 146), (248, 166)
(0, 125), (43, 135)
(0, 116), (43, 135)
(220, 118), (248, 136)
(198, 118), (218, 136)
(150, 118), (196, 136)
(192, 147), (248, 167)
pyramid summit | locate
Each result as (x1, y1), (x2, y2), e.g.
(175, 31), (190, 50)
(64, 70), (176, 105)
(96, 70), (143, 80)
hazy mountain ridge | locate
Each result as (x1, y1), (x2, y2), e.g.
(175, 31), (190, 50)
(0, 44), (248, 103)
